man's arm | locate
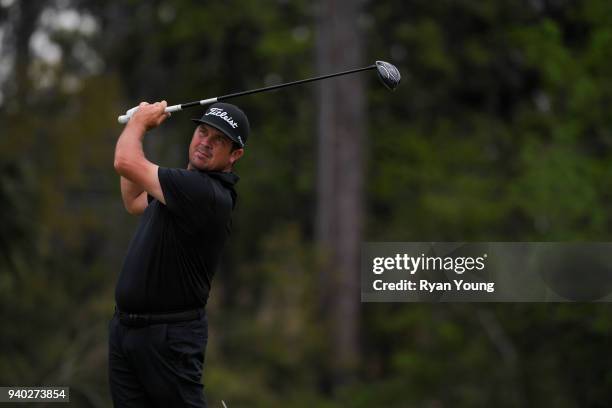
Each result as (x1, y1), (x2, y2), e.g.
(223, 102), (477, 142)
(114, 101), (170, 210)
(120, 176), (148, 215)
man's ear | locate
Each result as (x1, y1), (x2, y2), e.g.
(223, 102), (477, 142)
(229, 148), (244, 165)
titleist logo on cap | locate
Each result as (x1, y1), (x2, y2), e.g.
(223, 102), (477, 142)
(206, 108), (239, 129)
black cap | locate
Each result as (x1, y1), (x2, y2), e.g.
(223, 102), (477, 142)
(191, 102), (250, 148)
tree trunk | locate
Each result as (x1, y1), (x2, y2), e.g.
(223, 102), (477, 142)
(315, 0), (365, 390)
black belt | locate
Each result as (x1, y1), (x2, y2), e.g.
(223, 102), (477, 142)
(115, 306), (204, 327)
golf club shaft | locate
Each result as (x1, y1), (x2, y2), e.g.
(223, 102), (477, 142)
(118, 64), (376, 124)
(218, 64), (376, 101)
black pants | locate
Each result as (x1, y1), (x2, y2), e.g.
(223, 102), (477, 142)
(108, 312), (208, 408)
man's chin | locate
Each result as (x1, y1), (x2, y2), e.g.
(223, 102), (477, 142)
(188, 158), (230, 172)
(188, 160), (212, 171)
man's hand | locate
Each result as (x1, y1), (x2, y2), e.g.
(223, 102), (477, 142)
(129, 101), (171, 131)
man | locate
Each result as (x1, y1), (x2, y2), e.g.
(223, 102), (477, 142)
(110, 100), (249, 407)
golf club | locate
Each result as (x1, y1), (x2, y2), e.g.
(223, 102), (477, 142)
(117, 60), (401, 124)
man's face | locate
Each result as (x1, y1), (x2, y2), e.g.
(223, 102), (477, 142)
(188, 124), (243, 172)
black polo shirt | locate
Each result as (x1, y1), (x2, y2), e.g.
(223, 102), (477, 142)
(115, 167), (238, 313)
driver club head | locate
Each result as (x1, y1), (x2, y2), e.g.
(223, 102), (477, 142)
(375, 60), (401, 91)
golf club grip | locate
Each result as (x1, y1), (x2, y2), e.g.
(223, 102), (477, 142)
(117, 104), (185, 124)
(117, 98), (218, 124)
(117, 106), (138, 124)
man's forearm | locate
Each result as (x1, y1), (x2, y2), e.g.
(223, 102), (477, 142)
(113, 101), (168, 210)
(121, 176), (145, 203)
(114, 122), (147, 174)
(115, 122), (148, 214)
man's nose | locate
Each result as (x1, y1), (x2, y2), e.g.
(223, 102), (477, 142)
(200, 135), (212, 147)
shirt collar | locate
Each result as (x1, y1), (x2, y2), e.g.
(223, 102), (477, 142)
(206, 171), (239, 187)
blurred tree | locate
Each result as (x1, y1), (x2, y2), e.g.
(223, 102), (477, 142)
(316, 0), (366, 391)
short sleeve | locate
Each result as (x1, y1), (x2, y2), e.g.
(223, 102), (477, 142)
(158, 167), (216, 232)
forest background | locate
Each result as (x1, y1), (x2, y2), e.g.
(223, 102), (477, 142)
(1, 0), (611, 406)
